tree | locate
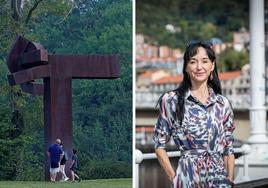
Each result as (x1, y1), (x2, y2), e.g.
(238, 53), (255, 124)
(218, 48), (249, 72)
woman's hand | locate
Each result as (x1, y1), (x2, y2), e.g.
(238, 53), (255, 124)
(155, 148), (176, 183)
(168, 173), (176, 181)
(224, 155), (234, 180)
(227, 176), (234, 183)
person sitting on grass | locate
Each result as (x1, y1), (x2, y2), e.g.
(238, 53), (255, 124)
(70, 149), (81, 182)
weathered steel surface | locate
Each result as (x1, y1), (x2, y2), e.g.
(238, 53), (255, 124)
(6, 36), (29, 73)
(48, 54), (120, 78)
(20, 82), (44, 95)
(6, 35), (48, 73)
(6, 35), (120, 181)
(7, 65), (50, 86)
(21, 49), (48, 68)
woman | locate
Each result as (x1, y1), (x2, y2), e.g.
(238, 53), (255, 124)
(70, 149), (81, 182)
(153, 42), (235, 188)
(59, 143), (69, 181)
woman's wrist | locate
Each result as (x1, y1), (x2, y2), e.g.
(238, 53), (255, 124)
(168, 172), (176, 181)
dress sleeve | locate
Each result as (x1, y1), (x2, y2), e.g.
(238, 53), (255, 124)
(223, 101), (236, 156)
(153, 93), (172, 149)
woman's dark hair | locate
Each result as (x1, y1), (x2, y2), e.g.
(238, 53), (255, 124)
(73, 149), (77, 154)
(166, 42), (221, 123)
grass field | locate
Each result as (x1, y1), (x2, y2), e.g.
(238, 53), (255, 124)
(0, 178), (132, 188)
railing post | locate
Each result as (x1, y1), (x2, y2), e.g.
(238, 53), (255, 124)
(135, 149), (143, 188)
(136, 163), (139, 188)
(241, 144), (251, 181)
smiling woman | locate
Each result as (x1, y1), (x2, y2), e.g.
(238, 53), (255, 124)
(186, 46), (215, 104)
(153, 42), (236, 188)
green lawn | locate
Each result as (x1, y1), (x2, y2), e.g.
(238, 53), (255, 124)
(0, 178), (132, 188)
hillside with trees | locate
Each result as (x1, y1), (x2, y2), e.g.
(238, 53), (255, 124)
(137, 0), (249, 48)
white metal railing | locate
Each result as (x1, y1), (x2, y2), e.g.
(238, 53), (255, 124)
(135, 91), (254, 110)
(135, 144), (251, 188)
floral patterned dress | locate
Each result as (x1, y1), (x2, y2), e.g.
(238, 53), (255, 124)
(153, 88), (236, 188)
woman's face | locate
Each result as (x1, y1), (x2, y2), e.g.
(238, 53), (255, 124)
(186, 47), (214, 85)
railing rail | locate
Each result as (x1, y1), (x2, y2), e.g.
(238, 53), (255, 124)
(135, 144), (251, 188)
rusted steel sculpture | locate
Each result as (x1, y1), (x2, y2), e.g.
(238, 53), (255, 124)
(6, 35), (120, 180)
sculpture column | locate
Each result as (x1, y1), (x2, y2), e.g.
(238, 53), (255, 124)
(44, 76), (73, 180)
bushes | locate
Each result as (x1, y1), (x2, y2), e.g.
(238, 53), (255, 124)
(79, 160), (132, 179)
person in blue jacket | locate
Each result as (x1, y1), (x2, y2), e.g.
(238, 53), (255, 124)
(47, 138), (63, 182)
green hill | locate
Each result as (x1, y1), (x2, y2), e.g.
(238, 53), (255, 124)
(136, 0), (249, 49)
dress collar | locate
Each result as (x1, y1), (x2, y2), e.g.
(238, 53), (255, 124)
(185, 87), (224, 106)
